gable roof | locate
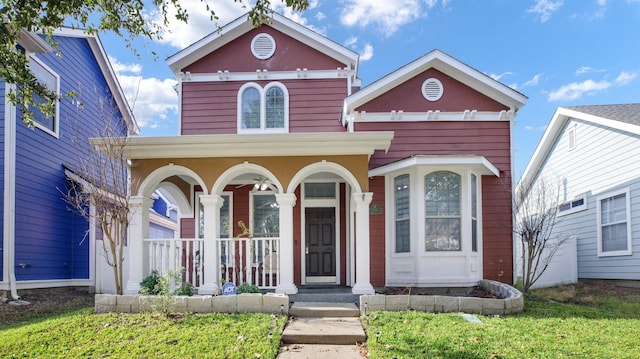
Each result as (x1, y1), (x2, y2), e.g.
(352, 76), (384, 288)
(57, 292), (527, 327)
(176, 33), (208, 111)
(518, 103), (640, 193)
(166, 12), (359, 75)
(53, 28), (139, 135)
(344, 49), (528, 113)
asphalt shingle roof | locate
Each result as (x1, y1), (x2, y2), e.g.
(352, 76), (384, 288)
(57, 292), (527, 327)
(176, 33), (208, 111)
(564, 103), (640, 126)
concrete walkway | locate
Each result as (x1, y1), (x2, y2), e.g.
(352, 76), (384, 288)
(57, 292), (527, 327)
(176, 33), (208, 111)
(277, 302), (367, 358)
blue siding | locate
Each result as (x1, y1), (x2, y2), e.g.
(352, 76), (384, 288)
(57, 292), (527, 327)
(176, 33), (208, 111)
(13, 35), (127, 282)
(1, 80), (5, 280)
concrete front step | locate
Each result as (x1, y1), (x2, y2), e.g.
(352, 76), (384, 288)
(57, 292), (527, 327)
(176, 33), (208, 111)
(281, 317), (367, 345)
(289, 302), (360, 317)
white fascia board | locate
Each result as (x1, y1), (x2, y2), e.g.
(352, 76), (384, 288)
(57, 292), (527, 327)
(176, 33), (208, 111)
(167, 13), (358, 75)
(18, 30), (52, 53)
(184, 68), (354, 82)
(345, 49), (527, 112)
(369, 155), (500, 177)
(350, 110), (514, 123)
(53, 28), (139, 135)
(97, 131), (394, 159)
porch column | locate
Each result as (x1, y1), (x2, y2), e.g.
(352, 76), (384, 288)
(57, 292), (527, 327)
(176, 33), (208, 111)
(352, 192), (375, 294)
(198, 194), (223, 295)
(275, 193), (298, 294)
(125, 196), (151, 294)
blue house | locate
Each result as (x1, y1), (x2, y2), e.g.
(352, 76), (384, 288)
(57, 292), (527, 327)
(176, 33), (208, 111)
(1, 29), (138, 297)
(518, 104), (640, 288)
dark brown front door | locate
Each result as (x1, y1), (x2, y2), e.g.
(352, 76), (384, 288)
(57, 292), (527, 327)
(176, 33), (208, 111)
(305, 208), (336, 279)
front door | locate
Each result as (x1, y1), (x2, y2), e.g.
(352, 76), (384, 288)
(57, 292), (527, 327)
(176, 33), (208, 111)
(305, 208), (336, 283)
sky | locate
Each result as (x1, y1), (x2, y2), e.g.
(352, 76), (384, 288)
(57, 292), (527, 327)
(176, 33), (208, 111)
(99, 0), (640, 178)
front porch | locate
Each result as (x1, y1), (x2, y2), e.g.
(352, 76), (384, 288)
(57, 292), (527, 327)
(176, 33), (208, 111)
(115, 132), (394, 296)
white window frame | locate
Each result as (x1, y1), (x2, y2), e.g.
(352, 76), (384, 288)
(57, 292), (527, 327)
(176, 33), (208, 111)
(394, 174), (411, 253)
(237, 82), (289, 134)
(597, 188), (632, 257)
(558, 194), (588, 217)
(568, 125), (576, 151)
(29, 54), (60, 137)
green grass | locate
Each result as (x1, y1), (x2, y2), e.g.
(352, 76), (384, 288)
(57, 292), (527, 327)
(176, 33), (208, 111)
(0, 309), (286, 359)
(364, 289), (640, 359)
(2, 284), (640, 358)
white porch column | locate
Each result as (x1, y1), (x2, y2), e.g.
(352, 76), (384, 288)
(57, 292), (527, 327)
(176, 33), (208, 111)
(198, 194), (223, 295)
(275, 193), (298, 294)
(352, 192), (375, 294)
(125, 196), (151, 294)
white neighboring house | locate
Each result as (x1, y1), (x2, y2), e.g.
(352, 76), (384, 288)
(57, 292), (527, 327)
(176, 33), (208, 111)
(517, 104), (640, 288)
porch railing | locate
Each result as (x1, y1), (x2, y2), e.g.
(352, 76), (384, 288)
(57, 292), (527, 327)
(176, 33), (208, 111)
(143, 236), (280, 290)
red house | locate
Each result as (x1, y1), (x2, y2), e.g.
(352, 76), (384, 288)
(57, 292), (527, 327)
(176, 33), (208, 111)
(114, 13), (527, 295)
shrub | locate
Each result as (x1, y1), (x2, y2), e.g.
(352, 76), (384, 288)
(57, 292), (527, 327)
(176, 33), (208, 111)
(139, 270), (161, 295)
(237, 283), (261, 294)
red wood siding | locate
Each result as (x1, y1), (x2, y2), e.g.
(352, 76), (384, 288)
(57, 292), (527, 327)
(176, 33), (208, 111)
(184, 26), (345, 73)
(355, 68), (508, 113)
(357, 120), (513, 283)
(181, 78), (348, 135)
(369, 176), (386, 287)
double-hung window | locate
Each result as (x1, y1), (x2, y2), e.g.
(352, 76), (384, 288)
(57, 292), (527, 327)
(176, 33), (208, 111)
(29, 55), (60, 136)
(425, 171), (461, 251)
(597, 189), (632, 256)
(238, 82), (288, 133)
(394, 175), (410, 253)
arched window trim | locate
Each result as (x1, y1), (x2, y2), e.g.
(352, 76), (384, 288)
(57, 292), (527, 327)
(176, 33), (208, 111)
(237, 81), (289, 134)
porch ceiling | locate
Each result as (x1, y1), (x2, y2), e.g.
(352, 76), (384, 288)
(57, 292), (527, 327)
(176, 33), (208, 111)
(107, 132), (393, 160)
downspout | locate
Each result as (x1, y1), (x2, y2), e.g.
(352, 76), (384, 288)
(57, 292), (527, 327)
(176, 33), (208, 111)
(3, 83), (19, 300)
(509, 107), (517, 285)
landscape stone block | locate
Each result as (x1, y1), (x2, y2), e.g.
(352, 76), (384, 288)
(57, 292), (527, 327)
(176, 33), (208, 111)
(237, 293), (263, 313)
(94, 294), (116, 313)
(386, 295), (411, 311)
(482, 298), (505, 315)
(187, 296), (213, 313)
(117, 295), (140, 313)
(459, 297), (483, 314)
(212, 295), (237, 313)
(434, 295), (459, 313)
(360, 294), (386, 314)
(410, 295), (433, 312)
(170, 296), (188, 312)
(263, 293), (288, 314)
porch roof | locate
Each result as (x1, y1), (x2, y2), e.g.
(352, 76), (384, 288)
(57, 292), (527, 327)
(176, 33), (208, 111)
(108, 132), (394, 160)
(368, 155), (500, 177)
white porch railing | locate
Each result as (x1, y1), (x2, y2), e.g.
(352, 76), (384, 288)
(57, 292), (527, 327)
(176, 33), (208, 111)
(144, 237), (280, 290)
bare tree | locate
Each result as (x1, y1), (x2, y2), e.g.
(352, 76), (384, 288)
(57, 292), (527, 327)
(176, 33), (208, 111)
(63, 93), (135, 294)
(514, 177), (570, 292)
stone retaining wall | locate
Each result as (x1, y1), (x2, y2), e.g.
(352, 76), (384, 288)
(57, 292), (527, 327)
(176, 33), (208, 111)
(95, 292), (289, 314)
(360, 280), (524, 316)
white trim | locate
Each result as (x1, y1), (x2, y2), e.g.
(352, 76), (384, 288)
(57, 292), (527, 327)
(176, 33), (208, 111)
(346, 110), (514, 124)
(12, 279), (94, 290)
(28, 54), (60, 138)
(181, 68), (354, 83)
(115, 132), (394, 160)
(369, 155), (500, 177)
(568, 124), (577, 151)
(3, 83), (17, 288)
(596, 188), (632, 257)
(18, 30), (52, 53)
(557, 194), (587, 217)
(251, 33), (276, 60)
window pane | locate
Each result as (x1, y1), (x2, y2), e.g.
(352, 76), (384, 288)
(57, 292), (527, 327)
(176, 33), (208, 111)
(220, 195), (230, 238)
(304, 183), (336, 198)
(395, 175), (410, 253)
(601, 193), (626, 224)
(471, 174), (477, 252)
(253, 194), (279, 236)
(265, 87), (284, 128)
(600, 193), (628, 253)
(425, 171), (461, 251)
(241, 87), (261, 129)
(425, 218), (461, 251)
(602, 223), (628, 252)
(29, 58), (57, 131)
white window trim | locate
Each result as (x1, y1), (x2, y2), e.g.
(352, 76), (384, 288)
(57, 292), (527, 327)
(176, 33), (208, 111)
(237, 81), (289, 134)
(557, 194), (588, 217)
(393, 174), (411, 254)
(568, 125), (576, 151)
(28, 54), (60, 138)
(596, 188), (632, 257)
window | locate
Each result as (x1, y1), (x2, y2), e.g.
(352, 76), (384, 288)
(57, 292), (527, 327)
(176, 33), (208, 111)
(238, 82), (288, 133)
(252, 193), (279, 263)
(425, 171), (461, 251)
(568, 125), (576, 151)
(471, 174), (478, 252)
(304, 183), (336, 199)
(29, 55), (59, 135)
(597, 189), (632, 256)
(558, 195), (587, 216)
(394, 175), (410, 253)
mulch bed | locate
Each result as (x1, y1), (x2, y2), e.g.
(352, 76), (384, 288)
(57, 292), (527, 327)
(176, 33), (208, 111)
(380, 286), (499, 298)
(1, 287), (94, 326)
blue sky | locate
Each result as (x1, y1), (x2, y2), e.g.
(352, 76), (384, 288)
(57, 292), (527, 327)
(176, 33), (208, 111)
(100, 0), (640, 178)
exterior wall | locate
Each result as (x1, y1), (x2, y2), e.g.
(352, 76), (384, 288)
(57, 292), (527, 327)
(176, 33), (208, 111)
(355, 68), (508, 113)
(183, 26), (345, 73)
(369, 176), (386, 287)
(357, 120), (513, 283)
(181, 78), (348, 135)
(530, 118), (640, 281)
(12, 36), (126, 284)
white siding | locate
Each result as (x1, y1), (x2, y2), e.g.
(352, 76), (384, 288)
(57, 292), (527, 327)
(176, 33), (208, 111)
(529, 118), (640, 282)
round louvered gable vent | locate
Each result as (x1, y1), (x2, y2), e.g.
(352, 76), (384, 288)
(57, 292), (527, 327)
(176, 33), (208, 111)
(422, 78), (444, 101)
(251, 33), (276, 60)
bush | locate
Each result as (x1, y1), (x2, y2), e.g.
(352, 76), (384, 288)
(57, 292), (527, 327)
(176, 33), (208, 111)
(139, 269), (194, 296)
(139, 270), (161, 295)
(176, 281), (194, 296)
(236, 283), (261, 294)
